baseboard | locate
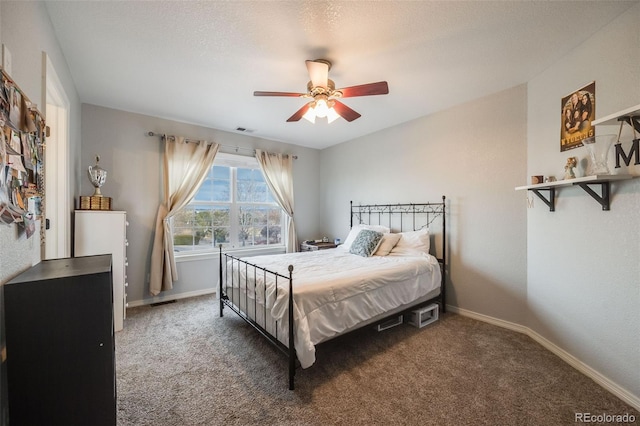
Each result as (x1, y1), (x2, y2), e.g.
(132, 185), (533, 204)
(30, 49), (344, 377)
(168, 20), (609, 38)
(126, 288), (216, 308)
(447, 304), (640, 411)
(446, 304), (529, 334)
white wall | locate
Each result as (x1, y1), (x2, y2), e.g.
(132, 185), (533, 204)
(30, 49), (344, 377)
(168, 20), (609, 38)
(320, 84), (529, 325)
(80, 104), (321, 305)
(0, 1), (81, 284)
(526, 4), (640, 402)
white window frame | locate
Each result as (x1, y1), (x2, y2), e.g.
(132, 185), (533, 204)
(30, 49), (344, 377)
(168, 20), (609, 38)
(173, 152), (285, 258)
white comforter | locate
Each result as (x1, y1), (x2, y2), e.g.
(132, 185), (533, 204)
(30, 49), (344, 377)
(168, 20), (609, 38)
(224, 246), (441, 368)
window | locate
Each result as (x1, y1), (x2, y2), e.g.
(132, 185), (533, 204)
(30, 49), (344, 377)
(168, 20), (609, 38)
(172, 153), (284, 253)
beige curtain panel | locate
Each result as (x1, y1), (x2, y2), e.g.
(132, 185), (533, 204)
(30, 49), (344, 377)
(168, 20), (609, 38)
(255, 149), (297, 253)
(150, 136), (219, 296)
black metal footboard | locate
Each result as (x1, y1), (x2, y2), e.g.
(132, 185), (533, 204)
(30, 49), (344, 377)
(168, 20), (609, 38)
(218, 246), (296, 389)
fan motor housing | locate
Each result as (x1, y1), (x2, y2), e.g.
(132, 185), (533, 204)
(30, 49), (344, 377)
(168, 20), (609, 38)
(307, 79), (337, 97)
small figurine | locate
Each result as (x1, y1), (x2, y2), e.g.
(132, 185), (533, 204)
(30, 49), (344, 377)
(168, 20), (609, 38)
(564, 156), (577, 180)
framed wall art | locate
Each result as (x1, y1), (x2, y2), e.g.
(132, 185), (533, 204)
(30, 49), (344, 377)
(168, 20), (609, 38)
(560, 81), (595, 152)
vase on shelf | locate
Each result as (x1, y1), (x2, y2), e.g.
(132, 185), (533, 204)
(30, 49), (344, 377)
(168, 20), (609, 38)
(581, 134), (615, 176)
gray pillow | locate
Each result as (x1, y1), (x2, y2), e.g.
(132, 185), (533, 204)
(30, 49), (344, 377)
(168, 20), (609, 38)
(349, 229), (383, 257)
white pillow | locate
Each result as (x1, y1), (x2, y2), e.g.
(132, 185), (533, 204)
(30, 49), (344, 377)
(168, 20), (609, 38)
(343, 224), (391, 250)
(373, 233), (402, 256)
(390, 228), (430, 255)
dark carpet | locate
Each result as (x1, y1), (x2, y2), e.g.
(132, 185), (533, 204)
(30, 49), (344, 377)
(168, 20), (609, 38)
(115, 295), (638, 425)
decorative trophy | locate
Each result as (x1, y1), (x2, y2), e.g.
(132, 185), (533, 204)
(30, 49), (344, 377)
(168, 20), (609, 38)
(88, 155), (107, 196)
(80, 155), (111, 210)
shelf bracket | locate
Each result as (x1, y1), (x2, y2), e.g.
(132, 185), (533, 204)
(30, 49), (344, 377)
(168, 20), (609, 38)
(530, 188), (555, 212)
(619, 116), (640, 133)
(575, 182), (610, 211)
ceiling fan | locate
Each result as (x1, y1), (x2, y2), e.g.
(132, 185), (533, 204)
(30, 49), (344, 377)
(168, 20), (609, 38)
(253, 59), (389, 123)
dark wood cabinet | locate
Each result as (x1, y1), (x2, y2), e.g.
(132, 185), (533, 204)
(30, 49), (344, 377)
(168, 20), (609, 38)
(4, 255), (116, 426)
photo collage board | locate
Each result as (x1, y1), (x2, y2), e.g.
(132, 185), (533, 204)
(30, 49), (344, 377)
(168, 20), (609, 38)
(0, 68), (46, 239)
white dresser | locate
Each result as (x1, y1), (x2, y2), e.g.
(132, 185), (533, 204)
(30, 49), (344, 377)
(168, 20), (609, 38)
(74, 210), (128, 332)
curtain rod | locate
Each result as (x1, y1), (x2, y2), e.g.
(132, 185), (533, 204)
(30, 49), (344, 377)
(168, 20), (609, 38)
(146, 131), (298, 159)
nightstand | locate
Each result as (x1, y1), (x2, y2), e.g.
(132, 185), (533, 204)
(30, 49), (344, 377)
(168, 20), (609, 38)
(300, 241), (338, 251)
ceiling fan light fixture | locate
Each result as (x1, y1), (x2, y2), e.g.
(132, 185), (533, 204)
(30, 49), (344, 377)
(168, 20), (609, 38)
(314, 95), (330, 118)
(302, 103), (316, 123)
(326, 107), (340, 124)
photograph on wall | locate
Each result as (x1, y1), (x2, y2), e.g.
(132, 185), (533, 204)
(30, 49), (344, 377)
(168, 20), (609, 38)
(7, 86), (22, 131)
(560, 81), (595, 152)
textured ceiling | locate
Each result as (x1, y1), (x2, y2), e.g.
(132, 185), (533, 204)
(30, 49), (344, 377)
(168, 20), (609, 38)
(44, 1), (636, 150)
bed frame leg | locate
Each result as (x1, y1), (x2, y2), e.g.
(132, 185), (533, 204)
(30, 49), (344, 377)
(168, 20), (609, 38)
(441, 195), (446, 314)
(289, 362), (295, 390)
(288, 264), (295, 390)
(219, 244), (224, 318)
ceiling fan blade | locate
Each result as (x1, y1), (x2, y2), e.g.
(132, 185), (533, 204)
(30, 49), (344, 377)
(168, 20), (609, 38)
(338, 81), (389, 98)
(254, 91), (305, 97)
(286, 103), (312, 122)
(306, 60), (329, 89)
(332, 100), (361, 122)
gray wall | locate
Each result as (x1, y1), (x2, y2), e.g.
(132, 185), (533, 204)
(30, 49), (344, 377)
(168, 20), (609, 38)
(320, 84), (529, 325)
(526, 4), (640, 401)
(80, 104), (321, 305)
(0, 1), (81, 284)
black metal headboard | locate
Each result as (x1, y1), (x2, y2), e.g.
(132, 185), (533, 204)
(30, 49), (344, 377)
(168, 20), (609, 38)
(351, 196), (445, 231)
(350, 196), (447, 310)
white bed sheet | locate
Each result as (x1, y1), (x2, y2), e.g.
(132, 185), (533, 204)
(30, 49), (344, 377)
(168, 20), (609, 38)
(223, 246), (441, 368)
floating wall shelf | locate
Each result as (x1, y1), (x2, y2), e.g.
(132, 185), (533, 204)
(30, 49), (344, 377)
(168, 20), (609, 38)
(591, 103), (640, 132)
(515, 174), (634, 211)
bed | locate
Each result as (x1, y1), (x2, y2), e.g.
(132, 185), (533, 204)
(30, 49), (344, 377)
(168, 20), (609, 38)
(218, 197), (446, 389)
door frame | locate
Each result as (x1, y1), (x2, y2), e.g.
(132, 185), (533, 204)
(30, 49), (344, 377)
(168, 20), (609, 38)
(42, 52), (71, 259)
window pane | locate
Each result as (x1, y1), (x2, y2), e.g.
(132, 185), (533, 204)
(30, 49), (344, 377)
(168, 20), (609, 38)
(236, 167), (272, 203)
(212, 165), (230, 180)
(253, 182), (268, 202)
(253, 207), (267, 226)
(213, 166), (230, 202)
(212, 206), (230, 226)
(266, 189), (275, 203)
(267, 208), (282, 244)
(194, 179), (214, 202)
(213, 180), (230, 202)
(237, 206), (253, 247)
(236, 180), (252, 202)
(213, 227), (230, 246)
(252, 207), (267, 246)
(193, 166), (230, 203)
(172, 207), (196, 251)
(211, 206), (230, 247)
